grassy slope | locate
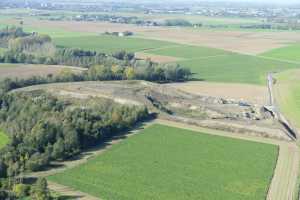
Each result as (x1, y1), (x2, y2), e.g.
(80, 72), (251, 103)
(54, 36), (175, 53)
(0, 131), (9, 149)
(274, 69), (300, 129)
(48, 124), (278, 200)
(261, 43), (300, 63)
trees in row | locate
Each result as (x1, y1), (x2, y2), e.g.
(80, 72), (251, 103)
(163, 19), (192, 27)
(8, 34), (55, 56)
(87, 63), (191, 82)
(0, 47), (137, 68)
(0, 27), (29, 48)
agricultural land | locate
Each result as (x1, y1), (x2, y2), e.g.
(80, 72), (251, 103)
(48, 124), (278, 200)
(0, 2), (300, 200)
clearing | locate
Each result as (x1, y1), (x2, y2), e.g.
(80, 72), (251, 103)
(48, 124), (278, 200)
(167, 81), (268, 105)
(0, 64), (86, 80)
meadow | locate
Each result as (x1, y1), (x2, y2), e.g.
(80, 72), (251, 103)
(0, 131), (9, 149)
(261, 43), (300, 63)
(274, 69), (300, 129)
(48, 124), (278, 200)
(53, 35), (174, 53)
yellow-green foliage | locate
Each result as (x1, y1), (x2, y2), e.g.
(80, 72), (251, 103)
(0, 131), (9, 149)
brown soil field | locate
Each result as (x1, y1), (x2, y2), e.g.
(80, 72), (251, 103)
(135, 52), (182, 63)
(167, 81), (269, 105)
(0, 64), (86, 80)
(9, 18), (300, 55)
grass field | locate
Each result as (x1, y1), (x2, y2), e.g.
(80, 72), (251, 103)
(24, 26), (96, 38)
(54, 36), (174, 53)
(274, 69), (300, 129)
(143, 45), (299, 84)
(48, 124), (278, 200)
(144, 44), (229, 59)
(0, 131), (9, 149)
(261, 43), (300, 63)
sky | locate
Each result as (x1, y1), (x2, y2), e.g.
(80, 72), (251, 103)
(182, 0), (299, 4)
(121, 0), (300, 5)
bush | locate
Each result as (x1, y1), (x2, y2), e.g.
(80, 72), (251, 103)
(13, 184), (30, 198)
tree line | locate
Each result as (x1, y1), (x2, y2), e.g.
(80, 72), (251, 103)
(0, 27), (192, 83)
(0, 89), (149, 199)
(0, 27), (29, 48)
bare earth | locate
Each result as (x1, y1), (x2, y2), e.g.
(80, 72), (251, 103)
(167, 81), (269, 105)
(0, 64), (86, 80)
(9, 18), (300, 54)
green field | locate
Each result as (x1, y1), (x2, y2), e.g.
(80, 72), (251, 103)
(49, 124), (278, 200)
(145, 44), (229, 59)
(54, 36), (174, 53)
(275, 69), (300, 128)
(0, 131), (9, 149)
(180, 54), (299, 84)
(261, 43), (300, 63)
(24, 26), (95, 38)
(143, 45), (299, 84)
